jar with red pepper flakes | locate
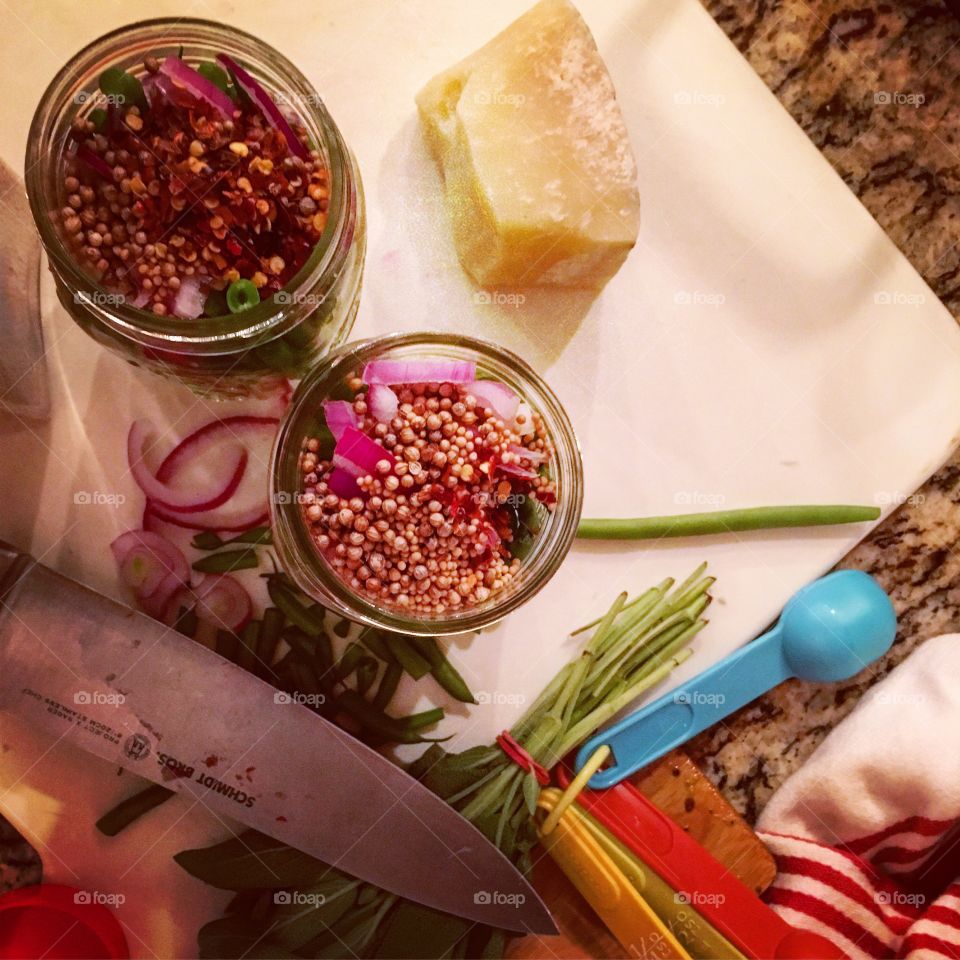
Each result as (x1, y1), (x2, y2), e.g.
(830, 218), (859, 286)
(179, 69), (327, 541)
(270, 333), (584, 636)
(25, 19), (365, 397)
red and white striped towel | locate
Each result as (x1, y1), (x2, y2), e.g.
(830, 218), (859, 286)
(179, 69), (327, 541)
(756, 633), (960, 958)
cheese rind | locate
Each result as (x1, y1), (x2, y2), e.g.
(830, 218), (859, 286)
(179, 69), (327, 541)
(416, 0), (640, 289)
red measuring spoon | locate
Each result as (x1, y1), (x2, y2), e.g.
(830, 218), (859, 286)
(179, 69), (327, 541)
(556, 767), (846, 959)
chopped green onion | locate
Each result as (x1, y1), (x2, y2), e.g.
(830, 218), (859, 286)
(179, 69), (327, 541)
(226, 279), (260, 313)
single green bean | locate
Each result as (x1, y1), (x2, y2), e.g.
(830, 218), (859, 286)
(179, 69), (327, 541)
(191, 526), (272, 551)
(578, 505), (880, 540)
(237, 620), (260, 672)
(267, 578), (325, 637)
(372, 661), (402, 711)
(357, 627), (397, 664)
(356, 657), (379, 697)
(409, 637), (476, 704)
(335, 690), (447, 744)
(399, 706), (445, 731)
(256, 607), (284, 677)
(96, 784), (173, 836)
(384, 636), (432, 680)
(337, 642), (366, 680)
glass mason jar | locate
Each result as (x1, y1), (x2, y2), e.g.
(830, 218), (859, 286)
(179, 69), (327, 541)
(25, 19), (365, 398)
(271, 332), (584, 636)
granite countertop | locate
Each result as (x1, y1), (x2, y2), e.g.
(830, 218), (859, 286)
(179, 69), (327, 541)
(4, 0), (960, 898)
(686, 0), (960, 822)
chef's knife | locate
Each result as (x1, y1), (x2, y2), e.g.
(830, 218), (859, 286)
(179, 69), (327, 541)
(0, 542), (555, 934)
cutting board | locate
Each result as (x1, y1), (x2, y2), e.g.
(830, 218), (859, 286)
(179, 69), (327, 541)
(507, 751), (775, 958)
(1, 1), (959, 957)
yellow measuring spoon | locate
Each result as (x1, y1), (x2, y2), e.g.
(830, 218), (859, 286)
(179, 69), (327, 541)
(575, 805), (745, 959)
(537, 788), (691, 959)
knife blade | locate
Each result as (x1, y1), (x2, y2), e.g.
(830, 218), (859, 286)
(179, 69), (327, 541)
(0, 543), (555, 935)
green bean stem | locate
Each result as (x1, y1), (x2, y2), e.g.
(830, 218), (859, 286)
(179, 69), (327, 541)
(578, 505), (880, 540)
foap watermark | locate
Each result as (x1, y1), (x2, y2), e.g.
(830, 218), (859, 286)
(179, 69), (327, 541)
(673, 90), (726, 107)
(874, 290), (925, 307)
(473, 89), (526, 108)
(74, 890), (125, 907)
(274, 690), (326, 708)
(74, 290), (128, 307)
(274, 890), (326, 907)
(871, 690), (926, 707)
(473, 490), (528, 509)
(272, 491), (311, 506)
(75, 690), (126, 707)
(874, 491), (925, 507)
(876, 890), (925, 907)
(675, 891), (726, 907)
(74, 490), (127, 508)
(73, 91), (131, 107)
(474, 890), (526, 907)
(473, 290), (526, 308)
(476, 691), (527, 707)
(673, 290), (725, 308)
(674, 690), (725, 708)
(674, 490), (725, 507)
(874, 91), (925, 108)
(274, 289), (324, 307)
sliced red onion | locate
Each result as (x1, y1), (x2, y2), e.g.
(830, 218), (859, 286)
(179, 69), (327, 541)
(332, 427), (395, 478)
(508, 443), (548, 464)
(327, 469), (363, 500)
(216, 54), (309, 161)
(322, 400), (357, 441)
(131, 288), (151, 309)
(128, 420), (248, 514)
(512, 402), (536, 437)
(192, 574), (253, 632)
(141, 571), (190, 621)
(75, 145), (113, 180)
(483, 523), (501, 553)
(496, 462), (539, 481)
(362, 359), (477, 386)
(160, 56), (235, 120)
(368, 383), (399, 422)
(151, 416), (279, 531)
(110, 530), (189, 599)
(467, 380), (519, 422)
(148, 503), (269, 533)
(171, 275), (206, 320)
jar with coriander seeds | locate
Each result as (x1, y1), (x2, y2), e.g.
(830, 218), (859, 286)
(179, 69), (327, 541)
(271, 332), (584, 636)
(25, 18), (365, 397)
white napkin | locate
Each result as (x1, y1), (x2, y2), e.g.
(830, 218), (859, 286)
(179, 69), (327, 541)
(757, 632), (960, 958)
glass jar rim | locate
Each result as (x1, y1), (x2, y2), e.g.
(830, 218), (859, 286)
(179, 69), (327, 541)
(25, 17), (350, 348)
(270, 331), (585, 636)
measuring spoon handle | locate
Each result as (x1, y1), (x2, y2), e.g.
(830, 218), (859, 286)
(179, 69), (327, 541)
(578, 626), (791, 787)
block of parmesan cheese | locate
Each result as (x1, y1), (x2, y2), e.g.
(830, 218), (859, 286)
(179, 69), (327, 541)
(416, 0), (640, 289)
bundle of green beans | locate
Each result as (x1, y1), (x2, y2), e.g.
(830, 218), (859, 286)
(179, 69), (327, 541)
(173, 564), (712, 959)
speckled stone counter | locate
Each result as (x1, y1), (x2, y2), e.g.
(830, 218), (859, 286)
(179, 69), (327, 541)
(686, 0), (960, 822)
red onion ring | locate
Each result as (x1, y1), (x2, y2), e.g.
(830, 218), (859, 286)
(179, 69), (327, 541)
(160, 56), (235, 120)
(128, 420), (248, 514)
(332, 427), (395, 478)
(191, 574), (253, 632)
(368, 383), (399, 423)
(110, 529), (189, 599)
(362, 359), (477, 386)
(327, 469), (363, 500)
(467, 380), (520, 422)
(216, 54), (309, 161)
(322, 400), (357, 441)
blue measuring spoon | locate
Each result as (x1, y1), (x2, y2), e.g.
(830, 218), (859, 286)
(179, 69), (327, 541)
(576, 570), (896, 788)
